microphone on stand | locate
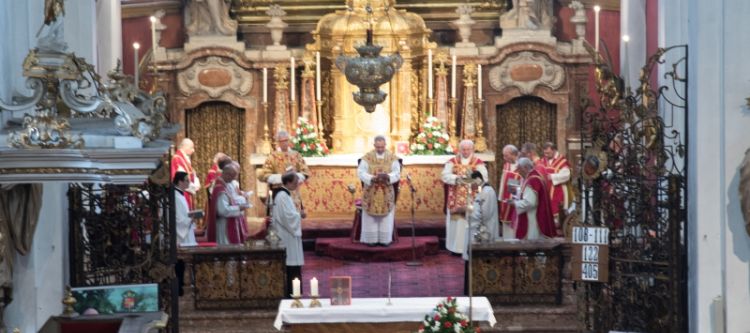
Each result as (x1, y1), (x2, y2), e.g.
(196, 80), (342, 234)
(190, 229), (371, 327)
(406, 174), (416, 193)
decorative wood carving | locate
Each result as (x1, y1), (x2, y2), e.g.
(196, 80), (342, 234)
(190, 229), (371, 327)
(488, 51), (565, 95)
(178, 56), (253, 98)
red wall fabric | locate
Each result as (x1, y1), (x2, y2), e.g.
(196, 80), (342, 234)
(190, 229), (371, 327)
(121, 12), (184, 76)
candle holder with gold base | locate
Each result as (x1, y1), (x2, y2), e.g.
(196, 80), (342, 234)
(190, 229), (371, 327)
(316, 100), (325, 141)
(474, 98), (487, 152)
(260, 101), (273, 154)
(62, 286), (78, 317)
(290, 295), (304, 308)
(448, 97), (459, 147)
(426, 97), (435, 118)
(309, 294), (322, 308)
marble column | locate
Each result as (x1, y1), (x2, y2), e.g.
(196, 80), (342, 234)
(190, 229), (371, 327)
(95, 0), (123, 75)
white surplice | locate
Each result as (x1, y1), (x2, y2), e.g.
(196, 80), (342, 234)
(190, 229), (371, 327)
(272, 189), (304, 266)
(175, 189), (197, 246)
(463, 184), (500, 260)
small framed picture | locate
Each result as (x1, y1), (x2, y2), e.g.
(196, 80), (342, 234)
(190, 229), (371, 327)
(330, 276), (352, 306)
(395, 141), (410, 155)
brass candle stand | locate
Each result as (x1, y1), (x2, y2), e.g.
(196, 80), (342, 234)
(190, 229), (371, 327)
(260, 101), (273, 154)
(426, 97), (435, 118)
(449, 97), (459, 147)
(474, 98), (487, 152)
(309, 294), (322, 308)
(290, 294), (304, 308)
(316, 100), (325, 140)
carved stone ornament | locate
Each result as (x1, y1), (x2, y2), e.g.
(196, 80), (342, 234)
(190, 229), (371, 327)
(739, 148), (750, 236)
(489, 51), (565, 95)
(178, 56), (253, 98)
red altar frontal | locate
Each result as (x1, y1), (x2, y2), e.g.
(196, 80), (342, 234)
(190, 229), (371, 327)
(251, 153), (495, 218)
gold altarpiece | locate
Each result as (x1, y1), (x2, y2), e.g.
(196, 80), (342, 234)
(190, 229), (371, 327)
(309, 0), (432, 153)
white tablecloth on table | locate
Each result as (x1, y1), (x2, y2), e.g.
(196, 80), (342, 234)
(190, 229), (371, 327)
(273, 297), (496, 330)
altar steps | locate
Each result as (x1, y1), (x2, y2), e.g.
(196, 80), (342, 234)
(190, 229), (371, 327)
(314, 236), (440, 261)
(301, 216), (445, 251)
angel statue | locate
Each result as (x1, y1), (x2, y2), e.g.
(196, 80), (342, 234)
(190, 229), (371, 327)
(36, 0), (67, 52)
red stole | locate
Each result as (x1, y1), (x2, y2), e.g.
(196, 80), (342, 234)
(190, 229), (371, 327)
(514, 169), (556, 239)
(445, 155), (484, 212)
(543, 153), (572, 217)
(171, 150), (196, 209)
(206, 179), (248, 244)
(498, 162), (522, 223)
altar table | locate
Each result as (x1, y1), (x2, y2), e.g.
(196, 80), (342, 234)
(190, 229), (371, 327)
(273, 296), (496, 333)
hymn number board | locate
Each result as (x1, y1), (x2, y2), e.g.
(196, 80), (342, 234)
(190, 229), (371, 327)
(571, 226), (610, 283)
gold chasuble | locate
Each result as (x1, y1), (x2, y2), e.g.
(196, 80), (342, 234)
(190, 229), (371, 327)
(259, 150), (310, 209)
(361, 150), (398, 217)
(446, 156), (483, 212)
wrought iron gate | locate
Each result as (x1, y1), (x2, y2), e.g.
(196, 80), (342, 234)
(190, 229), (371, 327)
(578, 45), (688, 332)
(68, 180), (178, 332)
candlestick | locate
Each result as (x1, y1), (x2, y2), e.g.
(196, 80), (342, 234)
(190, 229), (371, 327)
(477, 64), (482, 100)
(449, 97), (458, 148)
(290, 295), (303, 308)
(133, 42), (140, 87)
(310, 277), (319, 296)
(260, 102), (272, 154)
(262, 67), (268, 103)
(290, 57), (296, 101)
(622, 35), (630, 90)
(150, 16), (157, 58)
(451, 55), (457, 98)
(594, 5), (601, 52)
(386, 271), (392, 306)
(316, 52), (322, 101)
(292, 277), (301, 297)
(475, 98), (487, 152)
(427, 49), (433, 99)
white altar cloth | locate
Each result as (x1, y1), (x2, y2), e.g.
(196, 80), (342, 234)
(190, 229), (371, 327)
(273, 296), (496, 330)
(251, 153), (495, 167)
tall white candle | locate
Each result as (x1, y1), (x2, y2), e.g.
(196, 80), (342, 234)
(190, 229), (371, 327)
(292, 277), (301, 297)
(290, 57), (295, 101)
(262, 67), (268, 103)
(150, 16), (157, 57)
(594, 5), (601, 52)
(133, 42), (140, 86)
(622, 35), (630, 89)
(316, 52), (321, 101)
(427, 49), (433, 99)
(477, 64), (482, 99)
(310, 277), (318, 296)
(451, 55), (457, 98)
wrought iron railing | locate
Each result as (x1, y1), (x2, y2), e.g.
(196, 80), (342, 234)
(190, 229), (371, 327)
(577, 43), (688, 332)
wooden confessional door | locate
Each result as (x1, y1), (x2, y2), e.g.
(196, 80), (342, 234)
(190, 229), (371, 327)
(495, 96), (557, 154)
(185, 102), (245, 222)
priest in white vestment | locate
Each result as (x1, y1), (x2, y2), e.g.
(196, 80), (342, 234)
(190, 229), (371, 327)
(174, 171), (197, 246)
(357, 135), (401, 246)
(272, 172), (304, 295)
(442, 140), (488, 254)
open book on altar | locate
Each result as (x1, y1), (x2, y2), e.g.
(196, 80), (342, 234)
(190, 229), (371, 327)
(330, 276), (352, 305)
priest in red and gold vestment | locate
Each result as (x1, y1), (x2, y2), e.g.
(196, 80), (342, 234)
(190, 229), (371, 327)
(258, 131), (311, 212)
(357, 135), (401, 246)
(498, 144), (522, 240)
(441, 140), (488, 254)
(543, 142), (572, 233)
(511, 157), (556, 240)
(171, 138), (200, 209)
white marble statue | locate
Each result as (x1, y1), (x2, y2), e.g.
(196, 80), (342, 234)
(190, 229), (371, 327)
(36, 0), (67, 52)
(500, 0), (555, 31)
(185, 0), (238, 36)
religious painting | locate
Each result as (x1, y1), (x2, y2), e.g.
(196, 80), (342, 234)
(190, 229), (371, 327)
(71, 283), (159, 315)
(329, 276), (352, 306)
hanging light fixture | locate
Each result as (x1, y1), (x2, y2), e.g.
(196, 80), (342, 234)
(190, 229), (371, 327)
(335, 3), (403, 113)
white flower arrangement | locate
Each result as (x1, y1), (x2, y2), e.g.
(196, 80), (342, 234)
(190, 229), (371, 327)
(410, 116), (455, 155)
(292, 117), (330, 157)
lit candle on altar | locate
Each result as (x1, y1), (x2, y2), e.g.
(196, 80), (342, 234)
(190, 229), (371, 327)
(594, 5), (601, 52)
(622, 35), (630, 89)
(315, 51), (321, 101)
(262, 67), (268, 103)
(451, 55), (457, 98)
(477, 64), (482, 100)
(150, 16), (157, 57)
(310, 277), (319, 296)
(427, 49), (433, 99)
(290, 57), (295, 101)
(133, 42), (140, 86)
(292, 278), (301, 297)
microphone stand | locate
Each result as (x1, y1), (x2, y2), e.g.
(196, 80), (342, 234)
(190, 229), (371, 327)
(464, 187), (474, 328)
(406, 176), (422, 266)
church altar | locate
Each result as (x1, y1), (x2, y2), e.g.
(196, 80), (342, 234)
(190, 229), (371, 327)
(273, 296), (496, 333)
(251, 152), (495, 217)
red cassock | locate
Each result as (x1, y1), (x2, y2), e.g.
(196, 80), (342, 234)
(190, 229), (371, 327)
(514, 169), (556, 239)
(205, 178), (249, 244)
(543, 153), (572, 218)
(498, 162), (522, 224)
(205, 163), (220, 191)
(171, 150), (196, 209)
